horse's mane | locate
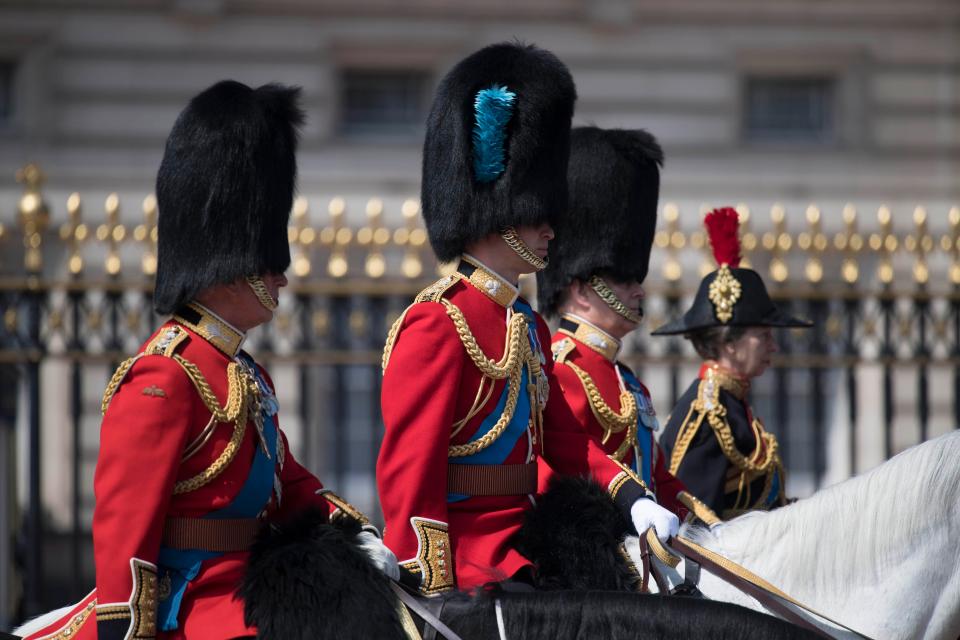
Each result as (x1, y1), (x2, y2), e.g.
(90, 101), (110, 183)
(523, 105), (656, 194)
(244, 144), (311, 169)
(683, 431), (960, 596)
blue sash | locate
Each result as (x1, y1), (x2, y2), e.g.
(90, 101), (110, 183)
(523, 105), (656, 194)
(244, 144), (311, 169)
(619, 368), (658, 489)
(157, 354), (278, 631)
(448, 302), (541, 502)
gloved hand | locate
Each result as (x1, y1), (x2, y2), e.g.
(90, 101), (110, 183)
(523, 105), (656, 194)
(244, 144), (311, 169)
(630, 497), (679, 542)
(355, 529), (401, 581)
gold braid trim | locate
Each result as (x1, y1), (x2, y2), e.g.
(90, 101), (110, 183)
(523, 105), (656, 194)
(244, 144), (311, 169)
(668, 403), (706, 475)
(382, 275), (459, 373)
(563, 361), (637, 458)
(101, 355), (143, 414)
(444, 301), (541, 458)
(171, 357), (256, 494)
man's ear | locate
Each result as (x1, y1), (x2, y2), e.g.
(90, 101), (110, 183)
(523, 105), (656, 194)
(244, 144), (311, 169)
(570, 279), (591, 307)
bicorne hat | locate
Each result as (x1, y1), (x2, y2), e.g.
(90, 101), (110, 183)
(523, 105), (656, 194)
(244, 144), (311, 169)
(154, 80), (303, 314)
(651, 207), (812, 335)
(421, 42), (577, 263)
(537, 127), (663, 318)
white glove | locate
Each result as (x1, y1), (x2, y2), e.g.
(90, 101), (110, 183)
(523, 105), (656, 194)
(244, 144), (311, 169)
(630, 497), (679, 542)
(355, 530), (401, 581)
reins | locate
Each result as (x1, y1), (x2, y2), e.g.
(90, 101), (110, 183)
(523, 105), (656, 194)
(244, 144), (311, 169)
(645, 531), (875, 639)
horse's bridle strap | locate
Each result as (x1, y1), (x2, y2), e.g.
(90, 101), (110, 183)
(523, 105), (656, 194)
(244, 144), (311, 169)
(390, 582), (463, 640)
(447, 463), (537, 496)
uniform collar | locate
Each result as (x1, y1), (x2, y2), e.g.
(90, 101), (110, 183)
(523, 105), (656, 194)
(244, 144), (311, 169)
(699, 361), (749, 400)
(558, 314), (621, 362)
(173, 302), (246, 357)
(458, 254), (519, 308)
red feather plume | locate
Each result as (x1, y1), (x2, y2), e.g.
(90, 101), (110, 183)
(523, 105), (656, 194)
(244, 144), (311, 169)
(704, 207), (742, 268)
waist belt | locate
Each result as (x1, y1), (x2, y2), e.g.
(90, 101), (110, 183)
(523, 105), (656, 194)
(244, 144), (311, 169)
(447, 463), (537, 496)
(162, 517), (263, 553)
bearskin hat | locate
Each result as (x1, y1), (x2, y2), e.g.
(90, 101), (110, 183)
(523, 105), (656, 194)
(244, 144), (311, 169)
(153, 80), (303, 314)
(537, 127), (663, 318)
(421, 42), (577, 262)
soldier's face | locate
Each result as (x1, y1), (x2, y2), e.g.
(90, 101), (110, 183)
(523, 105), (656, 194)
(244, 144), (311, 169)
(723, 327), (777, 379)
(595, 278), (645, 338)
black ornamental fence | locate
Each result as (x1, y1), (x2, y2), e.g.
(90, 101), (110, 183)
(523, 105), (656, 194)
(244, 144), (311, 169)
(1, 164), (958, 626)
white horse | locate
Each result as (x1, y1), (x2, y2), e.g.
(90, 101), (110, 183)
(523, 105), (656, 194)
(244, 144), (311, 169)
(639, 430), (960, 640)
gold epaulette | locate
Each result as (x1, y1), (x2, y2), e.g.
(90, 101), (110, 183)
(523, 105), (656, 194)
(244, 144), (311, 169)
(100, 324), (262, 495)
(550, 336), (576, 364)
(381, 275), (460, 372)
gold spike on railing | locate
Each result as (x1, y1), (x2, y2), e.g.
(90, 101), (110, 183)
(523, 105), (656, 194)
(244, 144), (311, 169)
(697, 203), (713, 278)
(801, 204), (825, 284)
(872, 205), (895, 286)
(766, 203), (789, 283)
(16, 163), (50, 274)
(60, 193), (86, 276)
(657, 202), (682, 283)
(398, 199), (424, 279)
(948, 207), (960, 286)
(906, 206), (931, 286)
(98, 194), (124, 276)
(837, 204), (861, 285)
(736, 203), (753, 269)
(325, 197), (350, 278)
(135, 194), (158, 276)
(361, 198), (388, 279)
(290, 196), (312, 278)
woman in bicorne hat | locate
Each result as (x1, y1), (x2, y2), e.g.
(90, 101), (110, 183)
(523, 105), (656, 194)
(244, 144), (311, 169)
(653, 207), (812, 519)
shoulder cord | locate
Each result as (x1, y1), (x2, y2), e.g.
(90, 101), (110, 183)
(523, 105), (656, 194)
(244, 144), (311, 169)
(561, 360), (637, 462)
(102, 350), (259, 495)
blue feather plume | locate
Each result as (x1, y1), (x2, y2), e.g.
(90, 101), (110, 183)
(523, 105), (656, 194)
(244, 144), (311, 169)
(472, 85), (516, 183)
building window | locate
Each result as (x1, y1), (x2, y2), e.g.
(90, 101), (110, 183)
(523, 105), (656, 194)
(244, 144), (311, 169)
(0, 61), (14, 125)
(743, 76), (834, 143)
(339, 70), (429, 138)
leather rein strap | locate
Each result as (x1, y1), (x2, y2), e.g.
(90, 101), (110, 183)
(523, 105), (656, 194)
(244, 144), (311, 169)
(666, 536), (874, 640)
(390, 582), (464, 640)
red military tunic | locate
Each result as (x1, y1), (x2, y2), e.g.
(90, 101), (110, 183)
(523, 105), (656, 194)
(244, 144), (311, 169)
(544, 315), (688, 519)
(378, 256), (649, 594)
(24, 303), (329, 640)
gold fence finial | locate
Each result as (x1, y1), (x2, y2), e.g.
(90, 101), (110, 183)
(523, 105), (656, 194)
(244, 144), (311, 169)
(61, 193), (86, 276)
(136, 195), (158, 277)
(767, 203), (789, 283)
(325, 197), (350, 278)
(801, 204), (824, 284)
(657, 202), (682, 283)
(838, 204), (860, 284)
(736, 202), (753, 269)
(907, 206), (931, 286)
(947, 206), (960, 286)
(362, 198), (387, 279)
(873, 205), (895, 286)
(398, 199), (424, 279)
(290, 196), (313, 278)
(98, 194), (125, 276)
(16, 163), (50, 274)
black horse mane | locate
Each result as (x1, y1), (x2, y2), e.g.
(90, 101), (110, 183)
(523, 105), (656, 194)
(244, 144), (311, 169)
(241, 482), (818, 639)
(240, 508), (406, 639)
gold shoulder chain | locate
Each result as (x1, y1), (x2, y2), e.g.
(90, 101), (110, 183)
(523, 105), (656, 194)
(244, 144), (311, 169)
(562, 360), (637, 461)
(444, 301), (543, 458)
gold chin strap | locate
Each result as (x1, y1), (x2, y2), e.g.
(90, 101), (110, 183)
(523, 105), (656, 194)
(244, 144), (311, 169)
(246, 276), (278, 311)
(588, 276), (642, 324)
(501, 227), (547, 271)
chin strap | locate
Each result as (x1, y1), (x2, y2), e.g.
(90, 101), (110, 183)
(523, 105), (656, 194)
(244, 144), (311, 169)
(501, 227), (547, 271)
(246, 276), (278, 311)
(588, 276), (642, 324)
